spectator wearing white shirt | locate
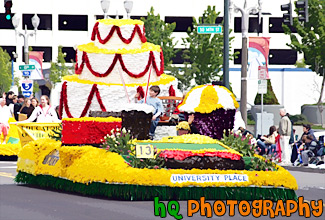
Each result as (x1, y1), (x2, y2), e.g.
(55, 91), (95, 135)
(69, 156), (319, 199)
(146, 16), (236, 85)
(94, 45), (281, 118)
(18, 95), (60, 123)
(0, 98), (12, 144)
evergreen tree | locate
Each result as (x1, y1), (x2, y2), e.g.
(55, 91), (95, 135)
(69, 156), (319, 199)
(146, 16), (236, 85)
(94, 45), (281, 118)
(50, 46), (73, 85)
(254, 80), (279, 105)
(181, 6), (236, 86)
(141, 7), (178, 67)
(0, 47), (12, 94)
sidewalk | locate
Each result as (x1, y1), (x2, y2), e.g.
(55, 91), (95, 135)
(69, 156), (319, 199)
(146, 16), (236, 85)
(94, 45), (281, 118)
(282, 164), (325, 174)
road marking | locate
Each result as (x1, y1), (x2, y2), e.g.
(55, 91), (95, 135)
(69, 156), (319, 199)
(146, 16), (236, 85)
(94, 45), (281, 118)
(0, 172), (15, 178)
(305, 200), (325, 207)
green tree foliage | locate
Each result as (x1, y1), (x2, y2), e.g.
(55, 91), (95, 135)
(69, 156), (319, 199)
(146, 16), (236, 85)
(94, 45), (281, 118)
(181, 6), (236, 86)
(254, 80), (279, 105)
(141, 7), (178, 67)
(0, 47), (12, 94)
(283, 0), (325, 103)
(50, 46), (72, 85)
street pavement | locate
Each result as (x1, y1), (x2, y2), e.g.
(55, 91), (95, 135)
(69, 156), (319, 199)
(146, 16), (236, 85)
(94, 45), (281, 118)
(0, 161), (324, 220)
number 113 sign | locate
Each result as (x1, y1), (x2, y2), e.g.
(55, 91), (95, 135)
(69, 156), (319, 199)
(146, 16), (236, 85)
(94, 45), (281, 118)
(136, 144), (154, 158)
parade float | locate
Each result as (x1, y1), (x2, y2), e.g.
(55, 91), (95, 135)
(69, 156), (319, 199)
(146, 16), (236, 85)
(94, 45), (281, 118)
(15, 18), (298, 201)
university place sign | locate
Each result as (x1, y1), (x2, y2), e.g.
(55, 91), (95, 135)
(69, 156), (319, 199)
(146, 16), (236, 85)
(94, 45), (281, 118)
(170, 174), (249, 184)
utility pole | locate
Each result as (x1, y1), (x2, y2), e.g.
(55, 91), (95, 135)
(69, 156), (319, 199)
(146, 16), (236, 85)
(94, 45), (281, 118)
(230, 0), (262, 126)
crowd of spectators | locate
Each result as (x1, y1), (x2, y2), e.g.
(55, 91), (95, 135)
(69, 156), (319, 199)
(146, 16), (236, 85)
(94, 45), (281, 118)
(0, 91), (61, 144)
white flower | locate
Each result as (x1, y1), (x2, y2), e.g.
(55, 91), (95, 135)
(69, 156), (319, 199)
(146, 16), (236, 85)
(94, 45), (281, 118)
(122, 128), (127, 133)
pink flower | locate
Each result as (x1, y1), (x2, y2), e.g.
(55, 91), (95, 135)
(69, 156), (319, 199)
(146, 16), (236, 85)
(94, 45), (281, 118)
(154, 165), (159, 169)
(127, 150), (131, 153)
(266, 168), (269, 171)
(126, 156), (130, 159)
(255, 173), (258, 177)
(140, 159), (144, 162)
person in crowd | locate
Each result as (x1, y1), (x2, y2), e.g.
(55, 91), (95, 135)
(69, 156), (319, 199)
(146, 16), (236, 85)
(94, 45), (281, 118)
(176, 114), (200, 135)
(9, 95), (17, 116)
(256, 125), (278, 156)
(31, 97), (39, 108)
(300, 134), (321, 166)
(238, 126), (253, 137)
(291, 124), (316, 164)
(17, 95), (60, 123)
(135, 85), (164, 139)
(13, 95), (25, 121)
(278, 108), (292, 165)
(5, 91), (14, 106)
(19, 98), (35, 119)
(0, 98), (12, 144)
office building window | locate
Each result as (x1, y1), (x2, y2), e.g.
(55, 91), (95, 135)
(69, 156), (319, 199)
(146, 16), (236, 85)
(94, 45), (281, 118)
(130, 16), (147, 20)
(0, 46), (16, 61)
(234, 17), (263, 33)
(269, 17), (297, 33)
(171, 49), (185, 64)
(0, 14), (14, 29)
(269, 49), (297, 65)
(95, 15), (123, 20)
(234, 49), (241, 64)
(23, 47), (52, 62)
(59, 15), (88, 31)
(23, 14), (52, 30)
(61, 47), (76, 63)
(165, 17), (193, 32)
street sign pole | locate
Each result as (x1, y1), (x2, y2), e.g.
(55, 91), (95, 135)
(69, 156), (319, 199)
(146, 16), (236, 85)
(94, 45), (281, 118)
(258, 66), (267, 135)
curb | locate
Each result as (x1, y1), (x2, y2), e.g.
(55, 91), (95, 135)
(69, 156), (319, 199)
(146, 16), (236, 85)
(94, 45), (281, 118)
(282, 165), (325, 174)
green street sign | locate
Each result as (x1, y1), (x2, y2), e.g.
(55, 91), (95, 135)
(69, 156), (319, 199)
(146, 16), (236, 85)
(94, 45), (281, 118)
(19, 65), (35, 71)
(197, 25), (223, 34)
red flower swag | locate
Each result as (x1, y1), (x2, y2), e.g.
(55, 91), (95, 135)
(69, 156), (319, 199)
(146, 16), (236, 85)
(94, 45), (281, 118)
(59, 81), (107, 118)
(75, 50), (164, 79)
(62, 120), (121, 144)
(159, 150), (242, 161)
(91, 22), (147, 44)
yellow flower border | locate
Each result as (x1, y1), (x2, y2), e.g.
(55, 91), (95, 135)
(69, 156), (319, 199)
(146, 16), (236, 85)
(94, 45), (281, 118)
(63, 74), (176, 87)
(63, 116), (121, 123)
(77, 42), (161, 55)
(17, 139), (298, 190)
(97, 19), (143, 26)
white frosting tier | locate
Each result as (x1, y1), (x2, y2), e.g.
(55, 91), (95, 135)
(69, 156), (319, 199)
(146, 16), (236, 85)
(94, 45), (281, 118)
(76, 49), (162, 84)
(93, 23), (145, 50)
(60, 78), (181, 118)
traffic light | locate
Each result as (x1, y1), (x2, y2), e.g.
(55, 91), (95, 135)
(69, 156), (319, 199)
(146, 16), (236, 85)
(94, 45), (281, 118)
(4, 0), (13, 20)
(281, 2), (293, 26)
(295, 0), (309, 22)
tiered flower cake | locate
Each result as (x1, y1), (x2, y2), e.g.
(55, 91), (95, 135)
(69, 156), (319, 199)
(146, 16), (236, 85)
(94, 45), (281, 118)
(59, 19), (180, 119)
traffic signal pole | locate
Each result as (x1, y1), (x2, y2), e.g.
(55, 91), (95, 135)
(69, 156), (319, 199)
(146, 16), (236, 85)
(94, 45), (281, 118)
(223, 0), (230, 89)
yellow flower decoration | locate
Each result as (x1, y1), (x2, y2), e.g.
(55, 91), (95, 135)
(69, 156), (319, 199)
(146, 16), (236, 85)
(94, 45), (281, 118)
(176, 121), (191, 131)
(16, 139), (298, 190)
(195, 85), (223, 113)
(97, 19), (143, 26)
(63, 74), (176, 87)
(63, 117), (121, 123)
(77, 42), (161, 54)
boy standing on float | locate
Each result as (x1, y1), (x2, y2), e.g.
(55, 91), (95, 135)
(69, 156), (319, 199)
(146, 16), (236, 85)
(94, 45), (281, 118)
(135, 85), (164, 139)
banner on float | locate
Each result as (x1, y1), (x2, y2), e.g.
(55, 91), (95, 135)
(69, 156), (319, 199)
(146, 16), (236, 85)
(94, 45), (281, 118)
(17, 123), (61, 147)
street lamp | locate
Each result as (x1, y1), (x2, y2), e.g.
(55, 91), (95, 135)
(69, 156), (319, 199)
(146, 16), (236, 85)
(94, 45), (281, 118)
(230, 0), (262, 126)
(12, 14), (40, 64)
(101, 0), (110, 19)
(124, 1), (133, 19)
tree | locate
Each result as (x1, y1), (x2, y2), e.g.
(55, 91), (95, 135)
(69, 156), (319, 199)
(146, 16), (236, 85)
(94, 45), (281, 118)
(50, 46), (72, 85)
(141, 7), (178, 67)
(283, 0), (325, 126)
(0, 47), (12, 94)
(181, 6), (236, 86)
(254, 80), (279, 105)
